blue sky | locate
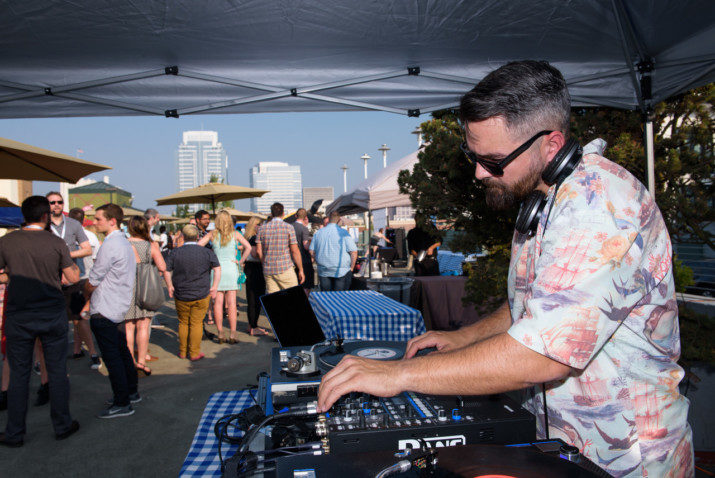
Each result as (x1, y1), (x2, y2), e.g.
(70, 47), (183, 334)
(1, 111), (424, 213)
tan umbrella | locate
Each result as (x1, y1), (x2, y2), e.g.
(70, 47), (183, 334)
(0, 137), (111, 183)
(155, 183), (269, 214)
(121, 205), (146, 217)
(0, 196), (18, 207)
(169, 217), (192, 225)
(213, 208), (267, 222)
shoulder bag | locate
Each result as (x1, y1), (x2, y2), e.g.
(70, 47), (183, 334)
(135, 243), (165, 311)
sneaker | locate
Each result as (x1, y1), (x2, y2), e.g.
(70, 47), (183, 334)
(90, 355), (102, 370)
(34, 383), (49, 407)
(0, 433), (23, 448)
(105, 393), (142, 406)
(96, 404), (134, 419)
(71, 350), (86, 359)
(55, 420), (80, 440)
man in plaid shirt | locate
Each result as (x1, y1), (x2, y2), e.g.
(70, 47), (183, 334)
(256, 203), (305, 293)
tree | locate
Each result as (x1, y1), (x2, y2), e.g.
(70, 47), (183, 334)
(572, 84), (714, 249)
(398, 84), (713, 310)
(175, 204), (190, 218)
(397, 110), (517, 311)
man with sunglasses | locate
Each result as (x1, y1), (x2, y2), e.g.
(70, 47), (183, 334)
(45, 192), (99, 371)
(318, 61), (692, 476)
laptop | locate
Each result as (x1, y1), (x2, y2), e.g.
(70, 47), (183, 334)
(259, 286), (326, 347)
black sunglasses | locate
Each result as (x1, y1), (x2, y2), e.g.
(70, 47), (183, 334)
(460, 130), (553, 176)
(49, 200), (64, 205)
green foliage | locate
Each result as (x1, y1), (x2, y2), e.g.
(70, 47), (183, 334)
(678, 305), (715, 363)
(397, 111), (518, 253)
(175, 204), (190, 218)
(673, 255), (695, 293)
(208, 173), (234, 210)
(571, 84), (714, 250)
(463, 245), (511, 314)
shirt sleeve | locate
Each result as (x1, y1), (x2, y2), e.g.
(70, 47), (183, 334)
(507, 191), (646, 370)
(288, 225), (297, 245)
(58, 240), (74, 269)
(0, 239), (6, 269)
(208, 250), (220, 268)
(88, 241), (111, 286)
(165, 250), (174, 271)
(345, 232), (358, 252)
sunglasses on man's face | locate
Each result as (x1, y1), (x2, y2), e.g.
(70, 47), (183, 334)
(49, 200), (64, 205)
(460, 130), (553, 176)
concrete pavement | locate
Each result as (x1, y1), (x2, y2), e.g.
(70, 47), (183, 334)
(0, 289), (276, 477)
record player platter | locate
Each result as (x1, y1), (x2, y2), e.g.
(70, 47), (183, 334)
(274, 441), (611, 477)
(318, 340), (406, 370)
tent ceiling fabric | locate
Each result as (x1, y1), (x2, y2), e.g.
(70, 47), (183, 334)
(0, 0), (713, 119)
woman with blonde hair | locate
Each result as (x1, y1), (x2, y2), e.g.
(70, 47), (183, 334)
(198, 210), (251, 343)
(243, 216), (268, 336)
(124, 216), (173, 376)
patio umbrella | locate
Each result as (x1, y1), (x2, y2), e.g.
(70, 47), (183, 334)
(0, 137), (111, 183)
(213, 208), (267, 222)
(121, 205), (147, 217)
(155, 183), (269, 214)
(0, 197), (18, 207)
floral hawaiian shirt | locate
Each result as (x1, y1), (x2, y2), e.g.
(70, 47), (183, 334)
(507, 140), (693, 477)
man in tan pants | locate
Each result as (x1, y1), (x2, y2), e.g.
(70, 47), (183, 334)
(255, 203), (304, 293)
(166, 225), (221, 361)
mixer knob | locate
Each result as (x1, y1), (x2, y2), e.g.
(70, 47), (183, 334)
(370, 408), (379, 416)
(437, 409), (447, 421)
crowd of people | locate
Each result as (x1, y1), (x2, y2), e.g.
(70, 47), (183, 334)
(0, 191), (363, 445)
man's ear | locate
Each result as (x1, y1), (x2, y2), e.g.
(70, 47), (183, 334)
(542, 131), (566, 164)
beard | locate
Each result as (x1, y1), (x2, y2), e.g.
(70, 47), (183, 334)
(482, 159), (544, 210)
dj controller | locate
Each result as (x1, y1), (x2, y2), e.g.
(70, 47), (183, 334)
(221, 341), (611, 477)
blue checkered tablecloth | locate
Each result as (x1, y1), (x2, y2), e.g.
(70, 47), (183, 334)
(309, 290), (426, 341)
(180, 390), (255, 477)
(437, 250), (465, 275)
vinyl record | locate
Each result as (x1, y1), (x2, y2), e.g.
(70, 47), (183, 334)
(317, 340), (406, 370)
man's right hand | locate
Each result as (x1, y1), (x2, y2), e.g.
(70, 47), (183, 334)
(404, 330), (471, 359)
(297, 269), (305, 284)
(210, 287), (218, 300)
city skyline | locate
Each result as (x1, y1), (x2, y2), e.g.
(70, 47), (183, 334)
(176, 130), (228, 213)
(1, 111), (423, 213)
(249, 162), (302, 214)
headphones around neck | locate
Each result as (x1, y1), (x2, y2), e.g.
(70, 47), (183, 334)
(514, 138), (583, 236)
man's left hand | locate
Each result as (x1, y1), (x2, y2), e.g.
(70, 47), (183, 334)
(317, 355), (405, 412)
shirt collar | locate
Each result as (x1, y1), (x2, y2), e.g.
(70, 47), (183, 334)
(184, 241), (198, 245)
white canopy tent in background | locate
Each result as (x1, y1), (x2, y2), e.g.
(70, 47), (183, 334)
(326, 150), (419, 217)
(1, 0), (714, 195)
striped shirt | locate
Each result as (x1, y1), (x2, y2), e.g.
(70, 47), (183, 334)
(256, 218), (297, 275)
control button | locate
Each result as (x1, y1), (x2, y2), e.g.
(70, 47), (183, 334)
(451, 408), (462, 421)
(559, 444), (580, 462)
(437, 409), (447, 421)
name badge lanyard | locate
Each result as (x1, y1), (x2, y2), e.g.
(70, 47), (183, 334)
(51, 221), (66, 240)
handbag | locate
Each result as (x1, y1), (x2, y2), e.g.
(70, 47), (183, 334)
(134, 245), (165, 311)
(236, 247), (246, 285)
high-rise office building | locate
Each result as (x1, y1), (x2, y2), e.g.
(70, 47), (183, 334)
(176, 131), (228, 213)
(302, 187), (334, 212)
(249, 162), (302, 214)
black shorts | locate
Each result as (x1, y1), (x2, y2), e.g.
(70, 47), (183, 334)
(62, 279), (87, 320)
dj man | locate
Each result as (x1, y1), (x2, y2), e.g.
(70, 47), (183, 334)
(317, 61), (692, 476)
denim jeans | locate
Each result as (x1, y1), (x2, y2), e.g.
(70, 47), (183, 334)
(90, 314), (138, 407)
(318, 271), (352, 291)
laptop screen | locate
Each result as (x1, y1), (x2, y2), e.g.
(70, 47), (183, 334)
(259, 286), (326, 347)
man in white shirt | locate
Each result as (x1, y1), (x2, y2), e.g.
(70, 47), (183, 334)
(83, 203), (138, 419)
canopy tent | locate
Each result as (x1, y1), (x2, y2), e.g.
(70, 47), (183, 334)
(327, 150), (419, 216)
(0, 1), (713, 194)
(0, 208), (23, 228)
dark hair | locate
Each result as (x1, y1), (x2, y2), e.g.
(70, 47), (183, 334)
(459, 60), (570, 137)
(68, 207), (85, 223)
(45, 191), (63, 200)
(295, 208), (307, 220)
(96, 203), (124, 226)
(194, 209), (209, 220)
(329, 211), (341, 223)
(127, 215), (152, 241)
(21, 196), (51, 224)
(270, 203), (284, 218)
(159, 225), (166, 233)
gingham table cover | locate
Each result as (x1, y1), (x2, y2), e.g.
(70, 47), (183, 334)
(437, 250), (465, 275)
(309, 290), (426, 341)
(180, 390), (254, 477)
